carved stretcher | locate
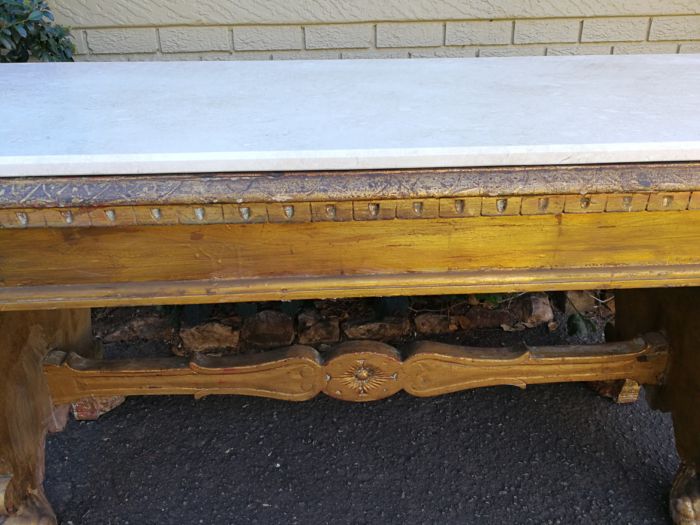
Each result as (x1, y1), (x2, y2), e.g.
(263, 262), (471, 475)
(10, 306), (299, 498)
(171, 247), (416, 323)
(1, 55), (700, 524)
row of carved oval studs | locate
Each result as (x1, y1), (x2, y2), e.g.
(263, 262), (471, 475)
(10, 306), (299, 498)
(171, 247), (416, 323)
(9, 199), (566, 224)
(137, 194), (695, 222)
(0, 198), (680, 227)
(3, 192), (697, 229)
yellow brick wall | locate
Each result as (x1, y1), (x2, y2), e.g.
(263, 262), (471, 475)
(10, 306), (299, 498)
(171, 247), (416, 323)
(51, 1), (700, 60)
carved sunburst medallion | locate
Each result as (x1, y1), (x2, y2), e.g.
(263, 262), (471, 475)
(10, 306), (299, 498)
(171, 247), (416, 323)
(338, 360), (394, 397)
(323, 342), (403, 402)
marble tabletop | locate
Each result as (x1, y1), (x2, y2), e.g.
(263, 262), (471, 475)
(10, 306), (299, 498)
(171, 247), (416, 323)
(1, 54), (700, 177)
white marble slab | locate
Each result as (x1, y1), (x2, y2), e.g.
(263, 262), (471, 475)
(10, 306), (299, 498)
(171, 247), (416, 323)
(1, 55), (700, 177)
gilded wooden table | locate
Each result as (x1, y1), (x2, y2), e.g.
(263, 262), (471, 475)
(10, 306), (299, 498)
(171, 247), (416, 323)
(1, 56), (699, 524)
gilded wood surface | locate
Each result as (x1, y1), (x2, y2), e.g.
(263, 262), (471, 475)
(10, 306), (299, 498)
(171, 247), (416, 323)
(44, 346), (325, 403)
(2, 163), (700, 311)
(2, 163), (700, 209)
(402, 337), (667, 396)
(612, 288), (700, 525)
(6, 267), (700, 312)
(4, 211), (700, 284)
(0, 309), (91, 522)
(4, 209), (700, 310)
(2, 191), (700, 229)
(44, 334), (668, 405)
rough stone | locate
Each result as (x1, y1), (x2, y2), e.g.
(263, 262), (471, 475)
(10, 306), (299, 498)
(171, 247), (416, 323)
(589, 379), (641, 404)
(518, 294), (555, 328)
(98, 310), (176, 343)
(414, 313), (458, 335)
(71, 396), (126, 421)
(497, 294), (555, 331)
(178, 320), (240, 355)
(297, 309), (340, 345)
(313, 299), (375, 322)
(455, 308), (516, 330)
(342, 316), (412, 341)
(241, 310), (295, 349)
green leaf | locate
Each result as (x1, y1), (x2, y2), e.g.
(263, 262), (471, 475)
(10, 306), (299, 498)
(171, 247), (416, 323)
(475, 293), (507, 307)
(566, 313), (596, 337)
(1, 0), (73, 62)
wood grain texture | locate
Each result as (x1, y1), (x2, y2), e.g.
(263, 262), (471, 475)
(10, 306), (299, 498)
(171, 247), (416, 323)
(44, 346), (325, 404)
(402, 337), (666, 397)
(2, 163), (700, 209)
(6, 266), (700, 312)
(43, 335), (668, 405)
(3, 210), (700, 310)
(612, 288), (700, 525)
(0, 309), (91, 521)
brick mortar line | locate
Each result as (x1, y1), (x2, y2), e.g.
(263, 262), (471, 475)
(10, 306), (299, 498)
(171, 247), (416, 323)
(76, 41), (697, 58)
(67, 14), (700, 32)
(75, 18), (700, 57)
(578, 20), (584, 43)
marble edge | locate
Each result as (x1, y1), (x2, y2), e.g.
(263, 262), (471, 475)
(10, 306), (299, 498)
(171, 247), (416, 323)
(2, 143), (700, 177)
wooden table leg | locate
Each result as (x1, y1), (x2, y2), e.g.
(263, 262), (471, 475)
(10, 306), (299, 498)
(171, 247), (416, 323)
(614, 289), (700, 525)
(0, 309), (92, 524)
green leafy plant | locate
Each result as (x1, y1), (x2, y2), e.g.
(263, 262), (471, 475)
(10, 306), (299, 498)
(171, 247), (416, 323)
(0, 0), (74, 62)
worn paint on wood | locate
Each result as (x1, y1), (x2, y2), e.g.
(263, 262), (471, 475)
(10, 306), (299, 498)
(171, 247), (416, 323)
(0, 309), (91, 520)
(1, 163), (700, 209)
(2, 210), (700, 310)
(43, 335), (668, 404)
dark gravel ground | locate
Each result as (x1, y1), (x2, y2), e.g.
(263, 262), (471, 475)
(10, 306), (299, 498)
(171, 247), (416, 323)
(43, 308), (678, 525)
(44, 382), (677, 524)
